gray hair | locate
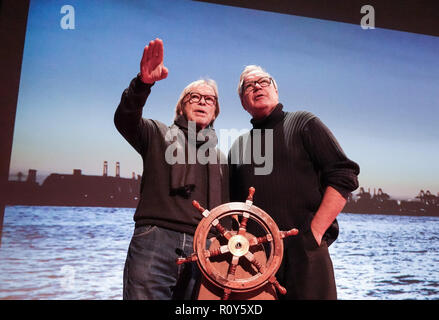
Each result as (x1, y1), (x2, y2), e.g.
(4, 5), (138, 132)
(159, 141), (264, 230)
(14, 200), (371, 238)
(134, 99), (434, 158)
(175, 78), (220, 124)
(237, 65), (278, 99)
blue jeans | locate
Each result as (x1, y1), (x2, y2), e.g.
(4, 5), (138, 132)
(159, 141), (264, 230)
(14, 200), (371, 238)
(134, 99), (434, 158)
(123, 225), (201, 300)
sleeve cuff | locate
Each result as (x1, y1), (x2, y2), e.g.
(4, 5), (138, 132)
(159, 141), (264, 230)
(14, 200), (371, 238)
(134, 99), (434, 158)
(327, 184), (352, 200)
(131, 73), (154, 94)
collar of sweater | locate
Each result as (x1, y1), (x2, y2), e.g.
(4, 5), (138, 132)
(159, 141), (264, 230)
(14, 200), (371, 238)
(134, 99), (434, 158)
(173, 114), (217, 147)
(251, 103), (285, 129)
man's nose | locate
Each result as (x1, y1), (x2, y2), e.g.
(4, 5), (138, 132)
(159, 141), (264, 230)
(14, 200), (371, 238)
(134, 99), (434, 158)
(198, 97), (207, 105)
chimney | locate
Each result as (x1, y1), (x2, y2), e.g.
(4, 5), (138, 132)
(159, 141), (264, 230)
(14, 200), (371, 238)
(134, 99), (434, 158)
(73, 169), (82, 176)
(103, 161), (108, 177)
(116, 162), (120, 178)
(27, 169), (37, 183)
(132, 172), (135, 179)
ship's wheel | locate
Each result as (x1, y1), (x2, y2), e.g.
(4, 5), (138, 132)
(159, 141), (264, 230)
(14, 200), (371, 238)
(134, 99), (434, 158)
(176, 187), (298, 300)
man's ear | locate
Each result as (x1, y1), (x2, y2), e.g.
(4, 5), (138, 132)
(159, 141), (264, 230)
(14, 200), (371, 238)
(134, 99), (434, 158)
(273, 82), (279, 95)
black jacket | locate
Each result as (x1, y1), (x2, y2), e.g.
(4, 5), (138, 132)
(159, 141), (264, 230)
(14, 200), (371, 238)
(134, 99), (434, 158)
(229, 104), (359, 245)
(114, 75), (229, 234)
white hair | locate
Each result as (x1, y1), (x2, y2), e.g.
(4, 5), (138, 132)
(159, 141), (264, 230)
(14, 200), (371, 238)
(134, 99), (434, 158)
(237, 65), (277, 99)
(174, 78), (220, 124)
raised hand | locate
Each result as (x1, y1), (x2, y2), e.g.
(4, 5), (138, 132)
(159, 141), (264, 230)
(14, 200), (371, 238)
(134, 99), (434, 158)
(139, 38), (169, 84)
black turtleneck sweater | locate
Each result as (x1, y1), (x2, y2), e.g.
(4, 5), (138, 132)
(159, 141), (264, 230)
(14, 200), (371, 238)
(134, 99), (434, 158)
(229, 104), (360, 244)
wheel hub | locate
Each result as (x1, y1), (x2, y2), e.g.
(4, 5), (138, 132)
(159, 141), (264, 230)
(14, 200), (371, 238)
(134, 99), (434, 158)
(228, 234), (250, 257)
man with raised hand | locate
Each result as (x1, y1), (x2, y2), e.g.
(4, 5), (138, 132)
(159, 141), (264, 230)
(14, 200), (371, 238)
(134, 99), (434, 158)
(115, 39), (228, 300)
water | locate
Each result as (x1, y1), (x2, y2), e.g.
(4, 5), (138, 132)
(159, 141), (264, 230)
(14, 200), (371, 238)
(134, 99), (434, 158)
(0, 206), (134, 300)
(331, 213), (439, 300)
(0, 206), (438, 300)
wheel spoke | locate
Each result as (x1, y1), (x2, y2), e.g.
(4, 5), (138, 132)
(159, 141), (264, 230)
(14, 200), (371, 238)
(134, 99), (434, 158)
(280, 228), (299, 238)
(243, 251), (266, 274)
(269, 276), (287, 295)
(176, 252), (198, 265)
(222, 288), (232, 300)
(249, 232), (273, 247)
(212, 218), (232, 240)
(226, 255), (240, 281)
(245, 186), (255, 206)
(238, 212), (249, 235)
(205, 245), (229, 258)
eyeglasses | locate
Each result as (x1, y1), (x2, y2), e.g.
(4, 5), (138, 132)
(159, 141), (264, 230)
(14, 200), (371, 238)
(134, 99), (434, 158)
(242, 77), (272, 94)
(185, 92), (217, 106)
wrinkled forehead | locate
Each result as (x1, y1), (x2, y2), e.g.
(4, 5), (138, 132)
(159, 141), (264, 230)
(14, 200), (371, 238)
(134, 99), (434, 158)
(243, 70), (270, 82)
(189, 84), (216, 96)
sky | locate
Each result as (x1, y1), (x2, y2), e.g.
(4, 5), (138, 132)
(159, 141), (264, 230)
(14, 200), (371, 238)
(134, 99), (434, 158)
(9, 0), (439, 200)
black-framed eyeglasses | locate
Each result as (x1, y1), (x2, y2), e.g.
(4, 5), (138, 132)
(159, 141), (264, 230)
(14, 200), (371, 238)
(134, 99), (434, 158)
(185, 92), (217, 106)
(242, 77), (272, 94)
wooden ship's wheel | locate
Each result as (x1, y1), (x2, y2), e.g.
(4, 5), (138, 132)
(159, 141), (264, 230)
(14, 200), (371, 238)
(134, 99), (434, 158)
(177, 187), (298, 300)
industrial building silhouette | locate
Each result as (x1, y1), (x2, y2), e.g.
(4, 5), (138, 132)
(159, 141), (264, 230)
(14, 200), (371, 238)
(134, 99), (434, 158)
(6, 161), (140, 208)
(5, 162), (439, 216)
